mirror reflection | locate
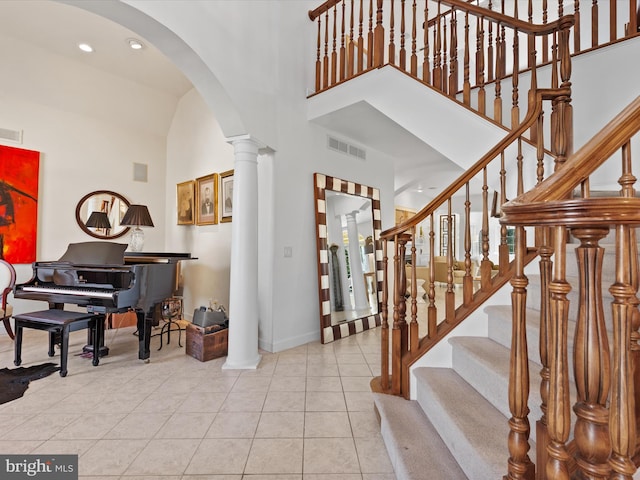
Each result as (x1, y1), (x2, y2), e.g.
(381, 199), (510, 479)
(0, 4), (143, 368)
(314, 173), (382, 344)
(75, 190), (130, 240)
(325, 191), (378, 324)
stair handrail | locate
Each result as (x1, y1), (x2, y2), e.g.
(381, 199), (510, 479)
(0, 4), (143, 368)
(504, 95), (640, 206)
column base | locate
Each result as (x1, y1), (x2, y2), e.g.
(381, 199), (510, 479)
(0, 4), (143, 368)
(222, 353), (262, 370)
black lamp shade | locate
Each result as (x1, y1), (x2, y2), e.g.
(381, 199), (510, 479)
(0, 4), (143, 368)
(121, 204), (154, 227)
(85, 211), (112, 229)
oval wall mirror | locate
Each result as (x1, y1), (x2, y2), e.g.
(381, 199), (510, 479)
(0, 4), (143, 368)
(313, 173), (382, 343)
(75, 190), (131, 240)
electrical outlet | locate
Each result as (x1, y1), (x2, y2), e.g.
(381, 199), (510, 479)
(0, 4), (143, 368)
(284, 246), (293, 257)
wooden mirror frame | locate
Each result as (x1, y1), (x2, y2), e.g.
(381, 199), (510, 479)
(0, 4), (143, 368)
(75, 190), (131, 240)
(313, 173), (382, 343)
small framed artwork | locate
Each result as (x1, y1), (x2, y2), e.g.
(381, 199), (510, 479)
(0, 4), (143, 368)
(220, 169), (234, 223)
(176, 180), (195, 225)
(196, 173), (218, 225)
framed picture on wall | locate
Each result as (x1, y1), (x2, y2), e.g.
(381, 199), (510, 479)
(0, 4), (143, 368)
(196, 173), (218, 225)
(176, 180), (195, 225)
(395, 207), (416, 225)
(220, 169), (234, 223)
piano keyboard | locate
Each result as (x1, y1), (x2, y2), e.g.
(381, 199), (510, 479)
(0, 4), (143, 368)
(19, 285), (116, 299)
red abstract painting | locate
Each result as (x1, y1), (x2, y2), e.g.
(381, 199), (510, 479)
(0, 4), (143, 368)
(0, 145), (40, 263)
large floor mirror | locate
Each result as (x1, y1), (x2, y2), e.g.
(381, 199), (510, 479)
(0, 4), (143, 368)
(313, 173), (382, 343)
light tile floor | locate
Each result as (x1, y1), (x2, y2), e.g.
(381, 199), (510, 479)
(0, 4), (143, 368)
(0, 322), (397, 480)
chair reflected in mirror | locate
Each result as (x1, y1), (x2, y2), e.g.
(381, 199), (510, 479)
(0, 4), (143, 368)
(0, 259), (16, 339)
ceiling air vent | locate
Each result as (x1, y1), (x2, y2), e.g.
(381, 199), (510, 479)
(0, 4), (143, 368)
(0, 128), (22, 144)
(327, 135), (366, 160)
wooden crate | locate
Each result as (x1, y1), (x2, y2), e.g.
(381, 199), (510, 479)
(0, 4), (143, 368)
(185, 323), (228, 362)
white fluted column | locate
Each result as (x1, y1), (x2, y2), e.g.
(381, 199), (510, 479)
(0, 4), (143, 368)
(345, 211), (368, 310)
(223, 136), (261, 370)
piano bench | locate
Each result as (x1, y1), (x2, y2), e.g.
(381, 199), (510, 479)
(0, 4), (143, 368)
(13, 310), (104, 377)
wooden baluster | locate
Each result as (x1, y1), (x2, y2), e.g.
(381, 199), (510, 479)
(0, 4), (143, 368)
(449, 8), (458, 96)
(357, 0), (364, 72)
(445, 201), (455, 323)
(629, 0), (639, 36)
(487, 3), (495, 82)
(463, 11), (471, 105)
(422, 2), (431, 84)
(367, 0), (374, 68)
(433, 4), (442, 91)
(478, 16), (486, 116)
(442, 21), (448, 95)
(323, 10), (330, 89)
(399, 0), (406, 70)
(610, 0), (617, 41)
(528, 50), (539, 142)
(392, 234), (403, 395)
(499, 152), (509, 274)
(315, 17), (322, 92)
(428, 214), (437, 338)
(558, 19), (574, 160)
(542, 0), (549, 63)
(574, 0), (581, 52)
(331, 4), (338, 85)
(517, 138), (524, 196)
(546, 225), (572, 480)
(536, 226), (553, 480)
(619, 142), (640, 459)
(463, 183), (473, 303)
(340, 0), (346, 81)
(571, 227), (612, 480)
(410, 0), (418, 76)
(348, 0), (355, 78)
(389, 0), (395, 65)
(374, 0), (384, 67)
(609, 223), (638, 479)
(494, 21), (503, 123)
(381, 238), (389, 391)
(409, 227), (418, 353)
(527, 0), (534, 68)
(398, 234), (410, 377)
(511, 27), (520, 128)
(481, 167), (491, 289)
(506, 225), (535, 480)
(592, 0), (599, 48)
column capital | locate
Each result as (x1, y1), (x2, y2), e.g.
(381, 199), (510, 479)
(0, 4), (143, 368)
(224, 134), (273, 155)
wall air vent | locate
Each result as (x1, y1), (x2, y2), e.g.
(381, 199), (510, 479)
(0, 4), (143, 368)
(327, 135), (366, 160)
(0, 128), (23, 144)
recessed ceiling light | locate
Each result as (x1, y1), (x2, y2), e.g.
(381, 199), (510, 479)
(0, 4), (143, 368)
(78, 43), (94, 53)
(127, 38), (144, 50)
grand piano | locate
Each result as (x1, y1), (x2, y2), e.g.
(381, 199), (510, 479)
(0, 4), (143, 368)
(14, 241), (192, 362)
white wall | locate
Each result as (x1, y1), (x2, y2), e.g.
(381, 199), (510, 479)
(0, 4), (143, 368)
(165, 88), (234, 319)
(0, 34), (172, 315)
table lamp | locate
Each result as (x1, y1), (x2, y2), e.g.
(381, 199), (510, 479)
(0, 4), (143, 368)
(85, 211), (112, 230)
(121, 204), (154, 252)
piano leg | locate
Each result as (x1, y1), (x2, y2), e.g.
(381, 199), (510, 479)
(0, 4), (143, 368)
(136, 309), (152, 362)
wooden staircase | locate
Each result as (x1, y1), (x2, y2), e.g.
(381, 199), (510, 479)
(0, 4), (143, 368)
(307, 1), (640, 478)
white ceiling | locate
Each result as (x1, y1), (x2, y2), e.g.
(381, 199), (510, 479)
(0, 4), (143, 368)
(0, 0), (192, 98)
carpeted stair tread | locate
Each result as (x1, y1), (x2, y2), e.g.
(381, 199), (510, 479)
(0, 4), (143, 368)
(449, 336), (543, 431)
(373, 392), (468, 480)
(415, 367), (532, 480)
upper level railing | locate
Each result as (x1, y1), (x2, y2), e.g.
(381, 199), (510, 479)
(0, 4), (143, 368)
(309, 0), (639, 129)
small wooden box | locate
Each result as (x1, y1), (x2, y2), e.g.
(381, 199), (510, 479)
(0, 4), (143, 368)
(185, 323), (228, 362)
